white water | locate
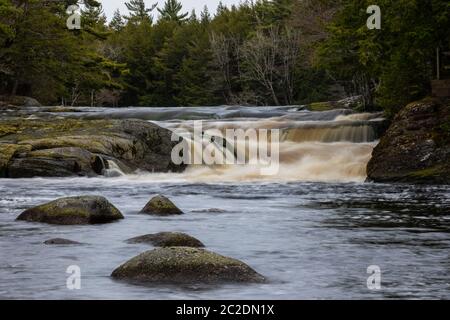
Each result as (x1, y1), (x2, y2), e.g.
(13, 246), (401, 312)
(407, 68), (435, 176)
(103, 160), (126, 178)
(145, 114), (380, 183)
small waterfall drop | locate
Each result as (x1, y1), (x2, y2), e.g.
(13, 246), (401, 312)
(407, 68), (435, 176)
(103, 160), (125, 177)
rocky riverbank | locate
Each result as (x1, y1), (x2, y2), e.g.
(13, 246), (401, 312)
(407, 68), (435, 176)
(0, 117), (185, 178)
(367, 98), (450, 184)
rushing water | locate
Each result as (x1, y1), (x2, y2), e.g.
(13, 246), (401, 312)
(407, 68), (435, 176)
(0, 106), (449, 299)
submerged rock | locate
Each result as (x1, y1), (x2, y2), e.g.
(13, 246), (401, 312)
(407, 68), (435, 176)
(17, 196), (124, 225)
(44, 238), (82, 245)
(191, 208), (228, 213)
(367, 98), (450, 184)
(140, 195), (184, 216)
(126, 232), (204, 248)
(111, 247), (265, 284)
(0, 118), (185, 178)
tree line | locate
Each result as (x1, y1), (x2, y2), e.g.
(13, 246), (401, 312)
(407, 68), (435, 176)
(0, 0), (448, 115)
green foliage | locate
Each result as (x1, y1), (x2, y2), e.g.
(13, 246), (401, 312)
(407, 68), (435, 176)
(124, 0), (157, 24)
(109, 9), (125, 31)
(318, 0), (450, 114)
(157, 0), (189, 23)
(1, 0), (446, 113)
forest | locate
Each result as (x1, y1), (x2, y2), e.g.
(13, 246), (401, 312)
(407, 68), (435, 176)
(0, 0), (449, 115)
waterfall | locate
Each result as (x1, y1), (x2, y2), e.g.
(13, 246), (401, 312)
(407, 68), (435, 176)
(103, 160), (125, 177)
(73, 106), (385, 183)
(148, 113), (383, 183)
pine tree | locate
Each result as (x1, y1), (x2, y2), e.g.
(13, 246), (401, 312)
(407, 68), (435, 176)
(188, 10), (197, 23)
(124, 0), (157, 24)
(216, 1), (227, 15)
(109, 9), (125, 31)
(82, 3), (107, 28)
(200, 6), (211, 25)
(157, 0), (188, 23)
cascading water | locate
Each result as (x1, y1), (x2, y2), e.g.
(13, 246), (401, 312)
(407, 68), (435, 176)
(59, 105), (385, 183)
(154, 118), (379, 183)
(15, 105), (383, 183)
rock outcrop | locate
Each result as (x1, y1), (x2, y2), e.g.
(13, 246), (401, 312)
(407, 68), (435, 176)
(17, 196), (124, 225)
(140, 195), (184, 216)
(306, 96), (364, 111)
(0, 118), (185, 178)
(126, 232), (204, 248)
(111, 247), (265, 284)
(367, 98), (450, 184)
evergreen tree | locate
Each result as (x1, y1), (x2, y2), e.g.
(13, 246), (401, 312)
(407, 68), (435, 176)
(200, 6), (211, 25)
(216, 1), (228, 15)
(318, 0), (450, 114)
(125, 0), (157, 24)
(157, 0), (189, 23)
(82, 3), (108, 37)
(109, 9), (125, 32)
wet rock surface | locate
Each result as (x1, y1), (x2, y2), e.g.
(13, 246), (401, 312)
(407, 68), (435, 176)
(126, 232), (205, 248)
(367, 98), (450, 184)
(0, 118), (185, 178)
(140, 195), (184, 216)
(17, 196), (124, 225)
(44, 238), (82, 245)
(111, 247), (265, 285)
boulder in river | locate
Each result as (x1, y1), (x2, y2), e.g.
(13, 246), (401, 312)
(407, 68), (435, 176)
(140, 195), (184, 216)
(126, 232), (204, 248)
(367, 98), (450, 184)
(17, 196), (124, 225)
(111, 247), (265, 284)
(44, 238), (82, 245)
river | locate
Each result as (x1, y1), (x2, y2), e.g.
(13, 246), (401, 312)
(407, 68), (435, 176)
(0, 106), (449, 299)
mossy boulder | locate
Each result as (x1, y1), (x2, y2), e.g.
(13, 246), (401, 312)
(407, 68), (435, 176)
(44, 238), (82, 245)
(0, 118), (185, 178)
(126, 232), (204, 248)
(17, 196), (124, 225)
(140, 195), (184, 216)
(111, 247), (265, 284)
(367, 98), (450, 184)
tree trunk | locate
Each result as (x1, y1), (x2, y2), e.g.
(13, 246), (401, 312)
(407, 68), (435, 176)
(91, 90), (95, 107)
(11, 80), (19, 96)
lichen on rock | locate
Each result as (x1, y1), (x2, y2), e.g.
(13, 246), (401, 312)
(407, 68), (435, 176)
(0, 118), (185, 178)
(111, 247), (265, 285)
(140, 195), (184, 216)
(17, 196), (124, 225)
